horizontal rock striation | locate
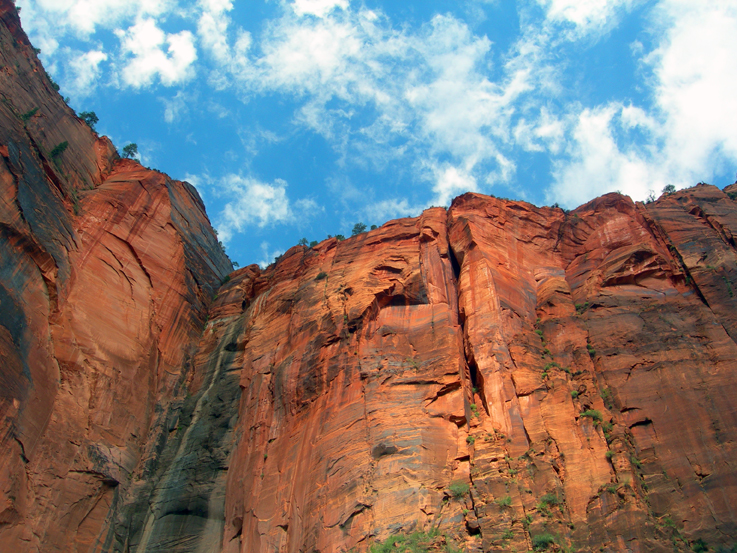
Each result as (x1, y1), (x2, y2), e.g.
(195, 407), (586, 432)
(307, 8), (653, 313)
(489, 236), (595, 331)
(1, 2), (737, 552)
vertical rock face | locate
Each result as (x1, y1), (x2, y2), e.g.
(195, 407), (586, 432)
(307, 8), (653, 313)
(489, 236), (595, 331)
(1, 2), (737, 552)
(0, 2), (232, 551)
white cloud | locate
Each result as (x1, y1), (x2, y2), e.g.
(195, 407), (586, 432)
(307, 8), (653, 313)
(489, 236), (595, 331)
(161, 90), (192, 123)
(216, 175), (294, 242)
(64, 49), (107, 97)
(432, 165), (479, 207)
(116, 18), (197, 88)
(292, 0), (349, 18)
(197, 0), (233, 63)
(547, 105), (661, 207)
(222, 9), (533, 200)
(212, 175), (319, 243)
(537, 0), (638, 38)
(20, 0), (174, 38)
(513, 107), (565, 153)
(648, 0), (737, 177)
(547, 1), (737, 207)
(257, 241), (284, 269)
(363, 198), (422, 223)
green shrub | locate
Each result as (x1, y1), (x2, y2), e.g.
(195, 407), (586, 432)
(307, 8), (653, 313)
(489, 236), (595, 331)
(539, 493), (560, 506)
(335, 234), (345, 241)
(79, 110), (98, 130)
(351, 222), (367, 236)
(580, 409), (603, 423)
(315, 272), (328, 280)
(570, 390), (579, 399)
(535, 329), (544, 337)
(587, 343), (596, 357)
(691, 539), (708, 553)
(20, 107), (38, 122)
(605, 450), (614, 459)
(50, 141), (68, 158)
(532, 533), (556, 550)
(496, 495), (512, 507)
(600, 388), (613, 408)
(309, 240), (318, 247)
(449, 481), (469, 498)
(575, 301), (590, 314)
(121, 143), (138, 159)
(369, 530), (460, 553)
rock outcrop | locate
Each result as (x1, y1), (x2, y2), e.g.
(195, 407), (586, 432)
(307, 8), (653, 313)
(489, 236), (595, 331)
(1, 2), (737, 552)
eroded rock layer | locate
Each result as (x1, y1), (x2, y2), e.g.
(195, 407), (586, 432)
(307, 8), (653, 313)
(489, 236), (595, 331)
(1, 2), (737, 552)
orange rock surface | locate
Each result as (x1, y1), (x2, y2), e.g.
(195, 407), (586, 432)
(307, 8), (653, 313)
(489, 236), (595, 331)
(2, 2), (737, 551)
(0, 3), (232, 550)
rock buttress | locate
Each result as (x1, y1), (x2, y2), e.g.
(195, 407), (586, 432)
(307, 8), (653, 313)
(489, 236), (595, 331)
(0, 2), (232, 550)
(220, 209), (473, 552)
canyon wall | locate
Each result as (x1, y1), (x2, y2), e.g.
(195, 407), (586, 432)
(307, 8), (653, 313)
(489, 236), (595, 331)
(1, 2), (737, 552)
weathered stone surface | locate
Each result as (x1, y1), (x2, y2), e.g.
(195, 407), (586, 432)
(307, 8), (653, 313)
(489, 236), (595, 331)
(0, 3), (232, 550)
(2, 2), (737, 551)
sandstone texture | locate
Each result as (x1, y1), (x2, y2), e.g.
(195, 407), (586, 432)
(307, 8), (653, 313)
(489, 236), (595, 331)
(2, 2), (737, 552)
(0, 2), (232, 551)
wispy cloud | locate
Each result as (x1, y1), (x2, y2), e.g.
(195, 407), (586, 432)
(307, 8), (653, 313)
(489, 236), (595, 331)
(64, 49), (108, 97)
(17, 0), (737, 247)
(257, 241), (284, 269)
(215, 6), (537, 203)
(197, 174), (321, 243)
(537, 0), (639, 39)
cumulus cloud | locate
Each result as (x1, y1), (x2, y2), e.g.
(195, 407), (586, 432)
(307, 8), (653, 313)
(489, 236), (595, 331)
(649, 0), (737, 177)
(215, 176), (293, 242)
(116, 18), (197, 88)
(547, 1), (737, 206)
(197, 0), (233, 63)
(431, 165), (479, 207)
(547, 105), (661, 206)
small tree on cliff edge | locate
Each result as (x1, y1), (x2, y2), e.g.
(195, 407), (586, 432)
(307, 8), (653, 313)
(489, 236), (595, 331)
(352, 222), (367, 236)
(79, 111), (98, 131)
(121, 143), (138, 159)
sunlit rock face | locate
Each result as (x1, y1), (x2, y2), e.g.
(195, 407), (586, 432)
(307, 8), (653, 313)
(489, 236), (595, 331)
(2, 1), (737, 552)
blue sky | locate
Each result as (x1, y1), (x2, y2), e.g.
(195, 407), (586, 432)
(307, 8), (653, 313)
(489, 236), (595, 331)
(16, 0), (737, 268)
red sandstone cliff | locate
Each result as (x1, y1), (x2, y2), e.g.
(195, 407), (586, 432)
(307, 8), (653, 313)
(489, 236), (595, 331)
(1, 2), (737, 552)
(0, 2), (232, 550)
